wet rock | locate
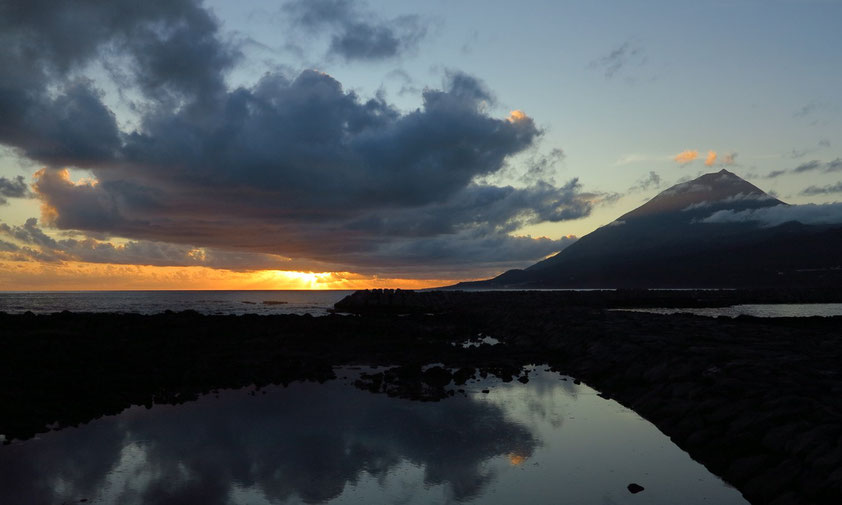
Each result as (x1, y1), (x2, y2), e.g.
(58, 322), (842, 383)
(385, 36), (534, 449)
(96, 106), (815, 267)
(726, 454), (770, 485)
(422, 366), (452, 388)
(452, 367), (475, 385)
(627, 483), (644, 494)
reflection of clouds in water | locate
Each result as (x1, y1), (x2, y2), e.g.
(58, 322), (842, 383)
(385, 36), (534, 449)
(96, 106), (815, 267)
(0, 381), (536, 504)
(480, 369), (577, 431)
(0, 417), (125, 505)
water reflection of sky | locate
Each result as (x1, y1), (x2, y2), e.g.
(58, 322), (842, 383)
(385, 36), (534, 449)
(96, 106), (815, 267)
(0, 370), (748, 505)
(618, 303), (842, 318)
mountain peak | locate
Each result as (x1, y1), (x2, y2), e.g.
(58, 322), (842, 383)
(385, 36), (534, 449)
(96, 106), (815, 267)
(621, 169), (781, 220)
(451, 166), (842, 289)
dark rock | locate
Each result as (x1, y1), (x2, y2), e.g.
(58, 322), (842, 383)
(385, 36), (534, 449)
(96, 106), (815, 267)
(453, 367), (475, 385)
(422, 366), (452, 388)
(627, 483), (645, 494)
(726, 455), (770, 485)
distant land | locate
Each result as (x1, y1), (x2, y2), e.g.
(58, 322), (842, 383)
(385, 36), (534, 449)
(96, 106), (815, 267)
(452, 169), (842, 289)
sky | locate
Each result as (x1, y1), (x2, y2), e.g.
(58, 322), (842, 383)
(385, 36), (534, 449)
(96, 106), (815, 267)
(1, 0), (841, 290)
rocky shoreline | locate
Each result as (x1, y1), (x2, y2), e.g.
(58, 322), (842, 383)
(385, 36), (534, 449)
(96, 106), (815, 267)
(2, 289), (841, 504)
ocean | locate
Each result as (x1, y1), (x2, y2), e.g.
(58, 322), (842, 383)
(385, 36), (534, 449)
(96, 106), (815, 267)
(3, 290), (842, 318)
(0, 290), (355, 316)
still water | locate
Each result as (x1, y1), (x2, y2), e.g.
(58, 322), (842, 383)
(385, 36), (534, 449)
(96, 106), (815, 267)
(620, 303), (842, 318)
(0, 290), (354, 316)
(0, 369), (747, 505)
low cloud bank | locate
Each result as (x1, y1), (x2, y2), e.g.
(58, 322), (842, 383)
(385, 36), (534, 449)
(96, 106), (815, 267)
(701, 203), (842, 227)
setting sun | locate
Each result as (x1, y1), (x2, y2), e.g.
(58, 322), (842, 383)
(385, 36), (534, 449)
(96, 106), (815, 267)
(0, 259), (459, 291)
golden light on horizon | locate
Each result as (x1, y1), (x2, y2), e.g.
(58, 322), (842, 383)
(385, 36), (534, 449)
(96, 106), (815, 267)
(0, 259), (463, 291)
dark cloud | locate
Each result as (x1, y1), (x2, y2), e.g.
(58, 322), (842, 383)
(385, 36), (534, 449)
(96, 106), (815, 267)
(519, 148), (565, 185)
(27, 69), (593, 274)
(629, 171), (662, 192)
(0, 175), (29, 204)
(0, 0), (236, 168)
(284, 0), (428, 61)
(0, 0), (595, 276)
(701, 203), (842, 227)
(766, 158), (842, 179)
(0, 81), (123, 168)
(793, 160), (822, 173)
(802, 183), (842, 195)
(1, 218), (57, 249)
(588, 41), (645, 80)
(0, 218), (309, 271)
(0, 239), (19, 252)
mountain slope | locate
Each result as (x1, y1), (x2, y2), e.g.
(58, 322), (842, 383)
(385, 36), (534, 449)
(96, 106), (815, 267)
(453, 169), (842, 289)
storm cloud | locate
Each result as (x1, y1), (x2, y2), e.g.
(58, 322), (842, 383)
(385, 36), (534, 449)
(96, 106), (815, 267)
(284, 0), (428, 61)
(0, 0), (236, 168)
(0, 175), (29, 204)
(0, 218), (302, 270)
(0, 0), (595, 275)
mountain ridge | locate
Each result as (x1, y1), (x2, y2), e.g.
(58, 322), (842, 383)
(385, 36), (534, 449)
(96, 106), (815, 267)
(450, 169), (842, 289)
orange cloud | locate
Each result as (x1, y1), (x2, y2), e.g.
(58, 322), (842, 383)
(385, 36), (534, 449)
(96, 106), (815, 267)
(32, 167), (102, 226)
(705, 151), (717, 166)
(674, 150), (699, 164)
(507, 110), (529, 123)
(0, 259), (461, 291)
(508, 453), (528, 466)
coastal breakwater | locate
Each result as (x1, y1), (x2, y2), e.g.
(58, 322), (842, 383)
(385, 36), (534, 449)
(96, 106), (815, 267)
(2, 289), (841, 504)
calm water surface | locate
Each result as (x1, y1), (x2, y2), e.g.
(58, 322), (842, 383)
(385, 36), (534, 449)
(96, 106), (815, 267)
(620, 303), (842, 318)
(0, 369), (747, 505)
(0, 290), (354, 315)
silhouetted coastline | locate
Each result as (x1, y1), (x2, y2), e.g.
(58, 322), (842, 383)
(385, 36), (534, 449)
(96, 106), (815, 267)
(2, 289), (842, 504)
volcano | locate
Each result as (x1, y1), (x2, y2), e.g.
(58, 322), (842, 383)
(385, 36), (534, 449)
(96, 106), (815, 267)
(453, 169), (842, 289)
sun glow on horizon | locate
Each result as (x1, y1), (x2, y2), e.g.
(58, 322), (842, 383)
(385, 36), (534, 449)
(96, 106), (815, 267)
(0, 259), (464, 291)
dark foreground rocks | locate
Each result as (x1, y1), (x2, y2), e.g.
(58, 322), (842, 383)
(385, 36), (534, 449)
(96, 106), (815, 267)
(2, 289), (842, 505)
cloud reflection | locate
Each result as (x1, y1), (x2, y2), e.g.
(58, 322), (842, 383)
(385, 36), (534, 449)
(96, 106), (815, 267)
(0, 380), (536, 504)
